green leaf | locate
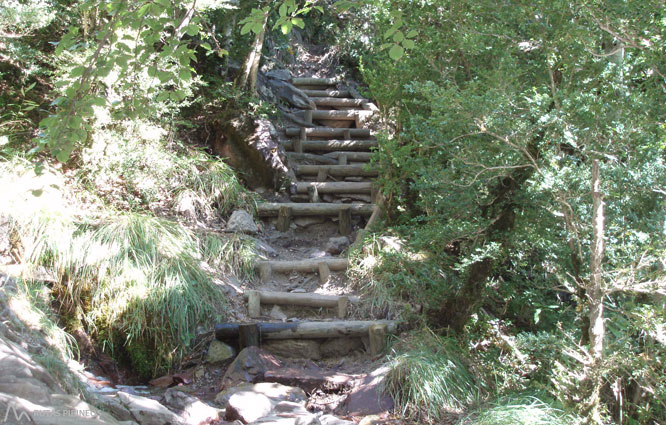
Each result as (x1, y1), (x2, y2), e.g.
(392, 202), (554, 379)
(279, 3), (287, 16)
(70, 66), (86, 77)
(389, 44), (404, 60)
(154, 0), (170, 7)
(393, 31), (404, 43)
(56, 150), (70, 163)
(201, 42), (212, 50)
(157, 71), (173, 83)
(185, 24), (199, 36)
(240, 22), (253, 35)
(384, 27), (397, 39)
(402, 39), (415, 49)
(406, 29), (417, 38)
(179, 68), (191, 81)
(292, 18), (305, 29)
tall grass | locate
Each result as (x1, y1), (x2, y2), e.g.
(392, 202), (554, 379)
(386, 329), (483, 423)
(457, 394), (581, 425)
(1, 158), (255, 378)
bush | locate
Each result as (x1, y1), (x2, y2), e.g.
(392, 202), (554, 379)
(458, 394), (581, 425)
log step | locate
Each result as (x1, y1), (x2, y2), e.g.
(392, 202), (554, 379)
(244, 290), (360, 318)
(257, 202), (375, 217)
(323, 152), (373, 161)
(311, 110), (374, 121)
(310, 97), (370, 107)
(283, 139), (378, 152)
(256, 258), (348, 283)
(215, 320), (399, 340)
(294, 164), (378, 177)
(302, 89), (351, 98)
(296, 181), (372, 194)
(285, 127), (371, 138)
(286, 152), (339, 165)
(292, 77), (338, 86)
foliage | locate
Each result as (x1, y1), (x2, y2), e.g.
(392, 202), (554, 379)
(386, 329), (483, 422)
(458, 394), (581, 425)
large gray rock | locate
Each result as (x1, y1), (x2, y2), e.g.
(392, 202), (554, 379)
(247, 401), (320, 425)
(226, 210), (259, 234)
(117, 391), (184, 425)
(262, 340), (321, 360)
(325, 237), (350, 255)
(338, 367), (394, 417)
(220, 347), (283, 389)
(318, 415), (354, 425)
(164, 388), (220, 425)
(225, 392), (274, 423)
(266, 78), (315, 110)
(216, 382), (307, 407)
(206, 340), (235, 364)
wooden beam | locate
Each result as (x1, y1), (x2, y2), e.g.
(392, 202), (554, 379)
(323, 151), (372, 161)
(286, 152), (338, 165)
(242, 290), (361, 307)
(239, 323), (260, 348)
(276, 205), (292, 232)
(310, 97), (369, 107)
(292, 77), (338, 86)
(295, 182), (372, 194)
(285, 127), (371, 138)
(282, 139), (378, 152)
(339, 206), (352, 236)
(318, 262), (330, 284)
(301, 89), (350, 98)
(337, 296), (349, 319)
(215, 320), (399, 340)
(248, 290), (261, 318)
(294, 164), (378, 177)
(368, 323), (387, 356)
(257, 202), (375, 217)
(255, 258), (348, 273)
(311, 110), (373, 121)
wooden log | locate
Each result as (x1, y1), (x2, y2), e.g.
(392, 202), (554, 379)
(286, 152), (338, 165)
(276, 205), (292, 232)
(257, 202), (375, 217)
(285, 127), (371, 138)
(282, 139), (378, 152)
(318, 262), (331, 284)
(248, 290), (261, 318)
(343, 129), (351, 140)
(239, 323), (260, 348)
(301, 89), (350, 98)
(311, 110), (373, 121)
(307, 184), (320, 202)
(337, 296), (349, 319)
(292, 77), (338, 86)
(338, 154), (348, 165)
(256, 258), (348, 273)
(339, 206), (352, 236)
(310, 97), (369, 107)
(295, 182), (372, 194)
(368, 323), (387, 356)
(316, 168), (328, 182)
(304, 110), (313, 125)
(323, 151), (372, 161)
(295, 164), (378, 177)
(242, 291), (361, 307)
(215, 320), (399, 340)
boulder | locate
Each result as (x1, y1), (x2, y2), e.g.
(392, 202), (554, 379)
(117, 391), (185, 425)
(263, 368), (353, 393)
(338, 367), (394, 417)
(206, 340), (235, 364)
(216, 382), (307, 407)
(225, 392), (274, 423)
(220, 347), (283, 389)
(319, 415), (354, 425)
(262, 340), (321, 360)
(266, 78), (316, 110)
(226, 210), (259, 234)
(164, 389), (220, 425)
(325, 237), (350, 255)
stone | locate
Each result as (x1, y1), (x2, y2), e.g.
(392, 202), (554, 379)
(164, 389), (220, 425)
(255, 239), (279, 258)
(263, 368), (353, 393)
(92, 394), (135, 422)
(319, 415), (354, 425)
(265, 69), (291, 81)
(269, 305), (287, 321)
(319, 338), (363, 358)
(262, 340), (321, 360)
(325, 237), (350, 255)
(225, 391), (274, 423)
(220, 347), (283, 389)
(117, 391), (185, 425)
(226, 210), (259, 234)
(249, 415), (320, 425)
(267, 79), (316, 110)
(206, 340), (236, 364)
(358, 415), (384, 425)
(216, 382), (306, 407)
(338, 367), (394, 417)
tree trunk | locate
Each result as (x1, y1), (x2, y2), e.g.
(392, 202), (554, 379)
(585, 159), (606, 425)
(237, 8), (268, 93)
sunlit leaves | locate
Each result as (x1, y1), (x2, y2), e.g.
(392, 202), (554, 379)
(380, 10), (416, 60)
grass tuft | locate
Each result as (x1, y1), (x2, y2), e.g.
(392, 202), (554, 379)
(386, 328), (483, 423)
(457, 394), (581, 425)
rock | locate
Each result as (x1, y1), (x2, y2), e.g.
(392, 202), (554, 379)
(118, 391), (185, 425)
(325, 237), (350, 255)
(262, 340), (321, 360)
(247, 401), (321, 424)
(216, 382), (306, 407)
(226, 210), (259, 234)
(379, 236), (403, 252)
(255, 239), (279, 258)
(338, 367), (394, 417)
(92, 394), (135, 422)
(358, 415), (384, 425)
(206, 340), (236, 364)
(266, 69), (291, 81)
(263, 368), (353, 393)
(267, 79), (316, 110)
(220, 347), (283, 389)
(164, 389), (220, 425)
(319, 415), (354, 425)
(320, 338), (363, 358)
(270, 305), (287, 321)
(225, 391), (274, 423)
